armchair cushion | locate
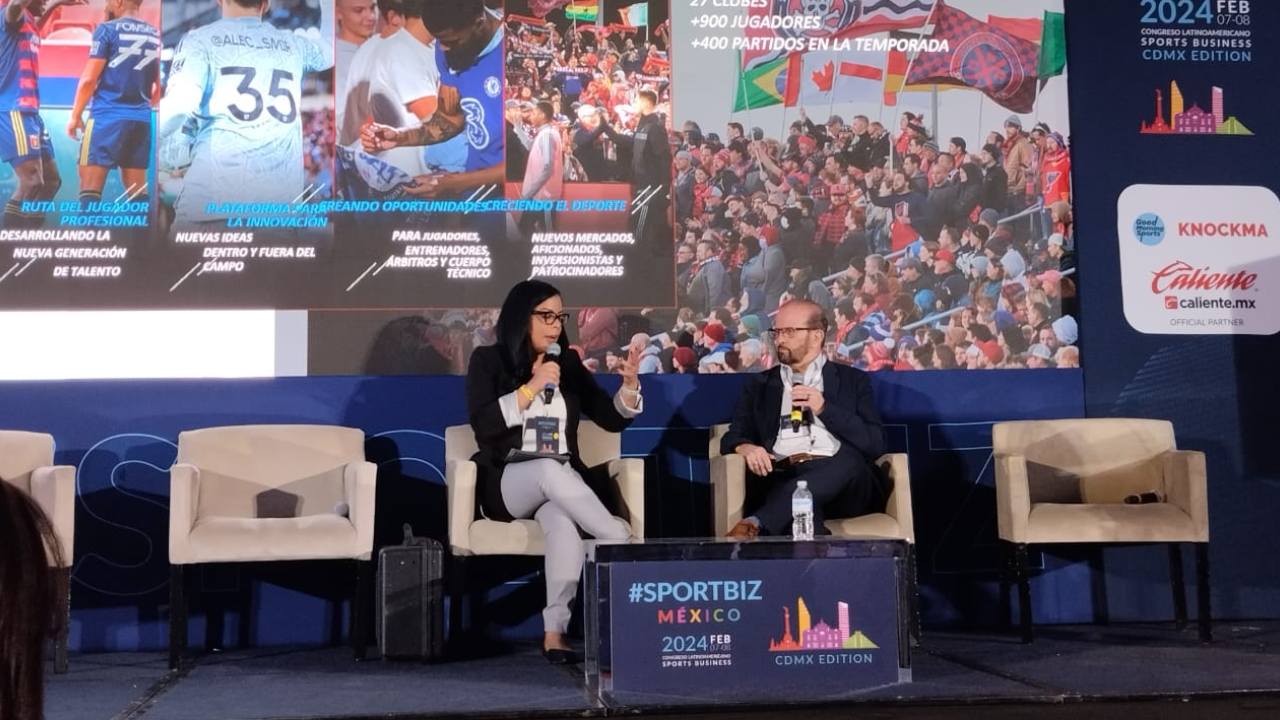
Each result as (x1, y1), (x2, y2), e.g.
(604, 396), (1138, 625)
(186, 515), (359, 564)
(1024, 503), (1198, 544)
(824, 514), (904, 539)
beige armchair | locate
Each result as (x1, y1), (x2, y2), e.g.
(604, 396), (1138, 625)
(0, 431), (75, 673)
(444, 420), (644, 640)
(168, 425), (377, 668)
(993, 418), (1210, 643)
(708, 424), (918, 638)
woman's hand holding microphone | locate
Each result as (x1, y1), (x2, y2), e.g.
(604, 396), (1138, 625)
(519, 355), (562, 410)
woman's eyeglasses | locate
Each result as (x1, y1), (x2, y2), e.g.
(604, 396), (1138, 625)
(531, 310), (571, 326)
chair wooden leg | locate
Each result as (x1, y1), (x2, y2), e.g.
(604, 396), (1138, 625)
(998, 542), (1012, 628)
(906, 543), (921, 646)
(1014, 544), (1033, 643)
(1195, 543), (1212, 643)
(448, 555), (467, 651)
(352, 560), (371, 661)
(1168, 543), (1188, 631)
(1088, 549), (1110, 626)
(169, 565), (187, 670)
(54, 567), (70, 674)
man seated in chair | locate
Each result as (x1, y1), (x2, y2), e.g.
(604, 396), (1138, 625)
(721, 300), (889, 539)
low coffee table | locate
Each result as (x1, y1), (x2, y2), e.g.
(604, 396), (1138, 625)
(584, 537), (912, 705)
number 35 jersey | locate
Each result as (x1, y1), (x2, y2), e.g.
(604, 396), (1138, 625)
(159, 17), (332, 220)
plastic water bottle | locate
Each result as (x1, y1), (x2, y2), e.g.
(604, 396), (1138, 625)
(791, 481), (815, 541)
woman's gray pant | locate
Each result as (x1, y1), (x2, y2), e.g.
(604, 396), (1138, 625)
(501, 459), (630, 633)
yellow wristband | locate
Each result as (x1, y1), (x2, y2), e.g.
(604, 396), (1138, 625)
(518, 385), (535, 402)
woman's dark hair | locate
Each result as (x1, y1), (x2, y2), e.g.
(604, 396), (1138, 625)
(1, 481), (65, 720)
(494, 280), (568, 378)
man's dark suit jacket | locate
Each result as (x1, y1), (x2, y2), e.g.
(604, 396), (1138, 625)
(466, 344), (634, 522)
(720, 361), (890, 501)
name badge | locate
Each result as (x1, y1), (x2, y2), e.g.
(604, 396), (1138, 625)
(528, 416), (560, 453)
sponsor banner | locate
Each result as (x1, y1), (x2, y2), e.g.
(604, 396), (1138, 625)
(607, 558), (902, 697)
(1117, 184), (1280, 335)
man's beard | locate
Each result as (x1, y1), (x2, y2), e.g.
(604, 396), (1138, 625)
(777, 346), (794, 363)
(444, 37), (485, 71)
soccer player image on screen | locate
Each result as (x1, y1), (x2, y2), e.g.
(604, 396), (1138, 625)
(156, 0), (333, 229)
(66, 0), (159, 211)
(0, 0), (84, 228)
(360, 0), (502, 201)
(336, 0), (470, 202)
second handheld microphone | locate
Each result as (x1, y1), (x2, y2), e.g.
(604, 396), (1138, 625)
(543, 343), (562, 404)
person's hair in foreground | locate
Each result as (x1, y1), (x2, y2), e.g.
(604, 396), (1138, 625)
(0, 481), (65, 720)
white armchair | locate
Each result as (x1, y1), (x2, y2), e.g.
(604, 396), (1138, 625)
(167, 425), (377, 668)
(708, 424), (918, 638)
(0, 431), (75, 673)
(444, 420), (644, 639)
(993, 418), (1210, 643)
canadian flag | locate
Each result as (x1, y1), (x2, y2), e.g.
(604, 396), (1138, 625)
(796, 49), (885, 108)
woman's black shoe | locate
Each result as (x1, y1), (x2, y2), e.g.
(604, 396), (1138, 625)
(542, 647), (580, 665)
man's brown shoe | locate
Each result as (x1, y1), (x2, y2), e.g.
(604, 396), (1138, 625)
(726, 520), (760, 540)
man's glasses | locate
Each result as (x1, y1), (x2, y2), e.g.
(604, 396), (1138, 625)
(768, 327), (818, 339)
(531, 310), (571, 326)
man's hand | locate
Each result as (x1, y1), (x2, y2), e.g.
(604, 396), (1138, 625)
(437, 85), (461, 118)
(791, 385), (826, 415)
(66, 113), (84, 140)
(405, 174), (447, 198)
(735, 443), (774, 476)
(361, 122), (400, 153)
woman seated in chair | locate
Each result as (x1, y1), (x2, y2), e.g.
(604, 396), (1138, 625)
(1, 480), (65, 720)
(467, 280), (642, 664)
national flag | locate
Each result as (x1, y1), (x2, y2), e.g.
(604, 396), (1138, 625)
(529, 0), (570, 18)
(733, 53), (800, 112)
(564, 2), (598, 22)
(1038, 11), (1067, 80)
(742, 0), (937, 71)
(796, 49), (884, 108)
(884, 43), (908, 106)
(905, 1), (1040, 113)
(987, 15), (1042, 44)
(618, 2), (649, 27)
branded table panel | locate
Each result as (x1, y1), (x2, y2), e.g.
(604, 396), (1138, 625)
(584, 538), (911, 705)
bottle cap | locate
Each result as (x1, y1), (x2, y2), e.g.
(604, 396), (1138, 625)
(797, 480), (807, 489)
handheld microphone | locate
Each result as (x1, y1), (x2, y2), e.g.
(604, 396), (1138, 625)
(543, 343), (562, 404)
(790, 382), (805, 433)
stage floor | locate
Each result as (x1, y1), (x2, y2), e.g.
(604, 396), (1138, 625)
(55, 622), (1280, 720)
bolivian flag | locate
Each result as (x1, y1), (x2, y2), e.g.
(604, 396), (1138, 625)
(733, 53), (800, 112)
(565, 2), (598, 22)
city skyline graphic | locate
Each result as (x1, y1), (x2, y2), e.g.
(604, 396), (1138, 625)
(769, 597), (879, 652)
(1140, 80), (1253, 136)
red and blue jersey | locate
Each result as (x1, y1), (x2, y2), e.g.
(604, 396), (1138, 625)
(0, 6), (40, 113)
